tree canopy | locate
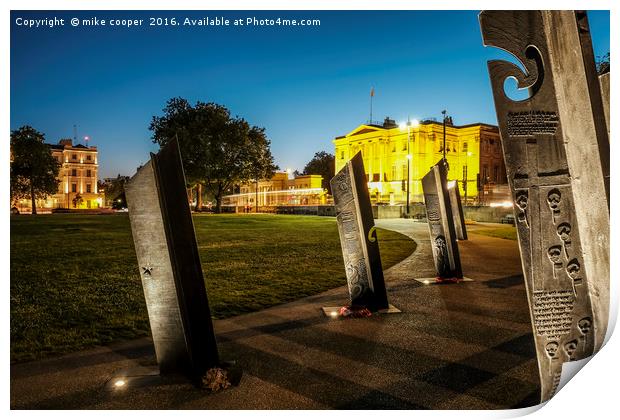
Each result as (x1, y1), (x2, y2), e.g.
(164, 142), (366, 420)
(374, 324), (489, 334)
(103, 175), (129, 209)
(10, 126), (61, 214)
(149, 98), (277, 212)
(303, 151), (335, 194)
(596, 52), (610, 75)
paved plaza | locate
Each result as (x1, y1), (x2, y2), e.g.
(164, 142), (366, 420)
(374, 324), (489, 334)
(10, 220), (539, 409)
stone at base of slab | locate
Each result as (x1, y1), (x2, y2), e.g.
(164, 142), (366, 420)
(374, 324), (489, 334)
(414, 277), (474, 285)
(321, 303), (402, 318)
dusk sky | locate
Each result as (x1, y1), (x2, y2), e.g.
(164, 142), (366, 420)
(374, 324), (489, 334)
(11, 10), (610, 179)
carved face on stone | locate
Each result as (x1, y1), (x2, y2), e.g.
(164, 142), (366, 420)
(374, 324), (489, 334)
(547, 246), (562, 263)
(557, 223), (571, 242)
(567, 260), (581, 279)
(545, 341), (559, 358)
(434, 236), (447, 253)
(564, 340), (578, 358)
(515, 192), (528, 211)
(547, 190), (561, 211)
(578, 318), (592, 335)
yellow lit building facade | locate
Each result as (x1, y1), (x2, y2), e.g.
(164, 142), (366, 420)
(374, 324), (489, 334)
(333, 118), (506, 204)
(222, 172), (326, 210)
(15, 139), (104, 211)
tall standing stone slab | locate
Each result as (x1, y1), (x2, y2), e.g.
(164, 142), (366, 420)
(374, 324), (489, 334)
(330, 152), (389, 311)
(125, 139), (219, 381)
(599, 72), (610, 136)
(448, 182), (467, 240)
(422, 159), (463, 280)
(480, 10), (610, 402)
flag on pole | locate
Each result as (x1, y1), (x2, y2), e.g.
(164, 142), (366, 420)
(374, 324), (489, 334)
(370, 87), (375, 97)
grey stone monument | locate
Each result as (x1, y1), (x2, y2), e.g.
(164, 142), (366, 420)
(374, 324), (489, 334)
(480, 10), (610, 402)
(327, 151), (392, 313)
(448, 182), (467, 241)
(421, 159), (463, 280)
(125, 139), (220, 381)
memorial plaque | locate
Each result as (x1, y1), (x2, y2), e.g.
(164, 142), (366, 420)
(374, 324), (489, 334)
(448, 182), (467, 240)
(330, 152), (389, 311)
(422, 159), (463, 280)
(125, 139), (219, 381)
(480, 10), (609, 402)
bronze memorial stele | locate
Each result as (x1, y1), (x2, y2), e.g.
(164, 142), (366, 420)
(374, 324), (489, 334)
(330, 151), (389, 311)
(125, 139), (220, 383)
(422, 159), (464, 281)
(480, 10), (610, 402)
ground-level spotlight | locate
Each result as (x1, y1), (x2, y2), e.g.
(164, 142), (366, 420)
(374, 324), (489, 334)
(113, 379), (127, 388)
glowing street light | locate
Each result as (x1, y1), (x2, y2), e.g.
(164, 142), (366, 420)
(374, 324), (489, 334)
(400, 117), (419, 215)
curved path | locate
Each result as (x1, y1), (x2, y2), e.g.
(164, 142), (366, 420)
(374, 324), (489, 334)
(11, 220), (539, 409)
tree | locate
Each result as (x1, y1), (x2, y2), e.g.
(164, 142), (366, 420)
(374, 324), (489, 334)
(103, 175), (129, 208)
(596, 52), (610, 75)
(10, 126), (60, 214)
(149, 98), (277, 213)
(303, 151), (335, 194)
(72, 193), (84, 208)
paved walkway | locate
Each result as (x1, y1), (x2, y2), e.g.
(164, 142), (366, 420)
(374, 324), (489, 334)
(11, 220), (539, 409)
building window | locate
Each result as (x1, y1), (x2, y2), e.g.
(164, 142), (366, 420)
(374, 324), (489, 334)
(86, 155), (92, 161)
(72, 154), (77, 160)
(391, 165), (396, 181)
(402, 141), (407, 151)
(86, 184), (91, 193)
(71, 169), (77, 176)
(71, 183), (77, 193)
(463, 142), (468, 152)
(340, 150), (344, 160)
(402, 164), (407, 180)
(86, 169), (92, 177)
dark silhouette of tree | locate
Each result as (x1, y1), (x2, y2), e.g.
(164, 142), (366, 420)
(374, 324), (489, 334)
(72, 193), (84, 208)
(103, 175), (129, 208)
(150, 98), (277, 213)
(303, 151), (335, 194)
(596, 52), (610, 75)
(10, 126), (60, 214)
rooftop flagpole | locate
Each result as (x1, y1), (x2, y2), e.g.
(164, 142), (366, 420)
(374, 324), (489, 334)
(369, 87), (374, 124)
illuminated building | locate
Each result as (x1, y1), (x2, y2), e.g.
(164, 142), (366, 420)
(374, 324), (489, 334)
(222, 172), (326, 210)
(14, 138), (104, 211)
(333, 117), (507, 204)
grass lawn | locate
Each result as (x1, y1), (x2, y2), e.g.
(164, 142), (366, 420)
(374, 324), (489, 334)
(473, 226), (518, 241)
(11, 213), (415, 363)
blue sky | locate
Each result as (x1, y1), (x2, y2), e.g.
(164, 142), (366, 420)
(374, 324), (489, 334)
(10, 10), (610, 178)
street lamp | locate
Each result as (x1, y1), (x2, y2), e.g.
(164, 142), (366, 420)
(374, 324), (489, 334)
(441, 110), (447, 162)
(464, 151), (473, 205)
(400, 118), (420, 215)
